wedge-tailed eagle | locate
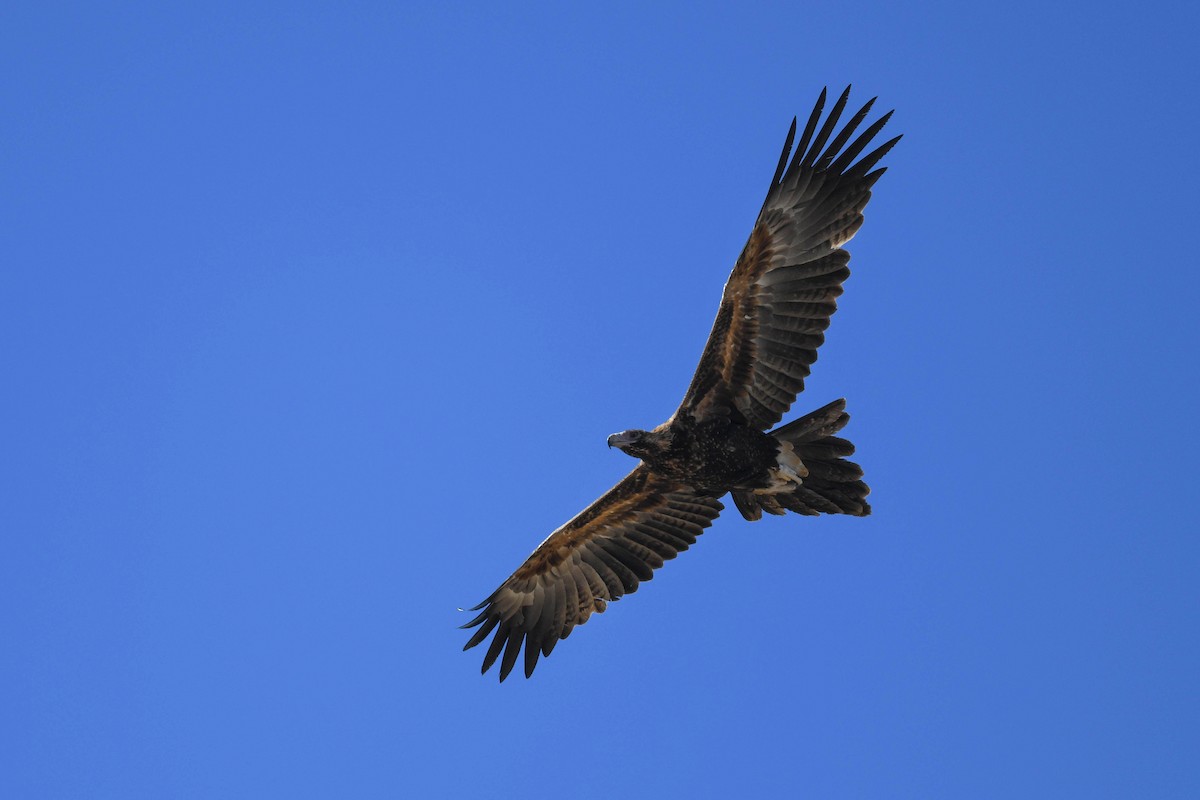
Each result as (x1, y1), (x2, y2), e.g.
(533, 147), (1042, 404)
(462, 87), (900, 681)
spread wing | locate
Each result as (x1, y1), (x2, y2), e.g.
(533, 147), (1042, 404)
(461, 467), (724, 681)
(680, 86), (901, 430)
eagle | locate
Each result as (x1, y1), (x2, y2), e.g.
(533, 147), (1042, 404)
(462, 87), (900, 681)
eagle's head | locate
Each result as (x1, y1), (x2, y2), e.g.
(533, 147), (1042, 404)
(607, 428), (656, 459)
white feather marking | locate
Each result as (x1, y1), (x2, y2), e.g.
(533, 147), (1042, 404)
(761, 444), (808, 493)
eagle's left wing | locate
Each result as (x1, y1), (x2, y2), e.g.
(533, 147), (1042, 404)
(462, 466), (724, 681)
(678, 87), (900, 430)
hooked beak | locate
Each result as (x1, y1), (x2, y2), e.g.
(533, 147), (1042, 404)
(607, 431), (638, 449)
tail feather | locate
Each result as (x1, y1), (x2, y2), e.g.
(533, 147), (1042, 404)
(794, 436), (855, 461)
(732, 399), (871, 521)
(771, 398), (852, 441)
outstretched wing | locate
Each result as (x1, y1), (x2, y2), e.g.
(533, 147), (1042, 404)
(680, 86), (900, 430)
(461, 467), (724, 681)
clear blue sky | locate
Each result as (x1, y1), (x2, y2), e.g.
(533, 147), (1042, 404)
(4, 2), (1198, 797)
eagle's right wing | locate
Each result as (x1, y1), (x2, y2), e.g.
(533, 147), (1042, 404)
(461, 466), (724, 681)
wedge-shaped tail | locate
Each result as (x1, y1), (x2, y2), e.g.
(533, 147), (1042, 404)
(731, 399), (871, 520)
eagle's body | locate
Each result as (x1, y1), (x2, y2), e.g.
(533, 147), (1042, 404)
(613, 415), (791, 495)
(462, 87), (900, 681)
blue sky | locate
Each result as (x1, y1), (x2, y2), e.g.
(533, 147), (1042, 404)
(4, 1), (1199, 797)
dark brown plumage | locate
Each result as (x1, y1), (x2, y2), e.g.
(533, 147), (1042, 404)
(462, 87), (900, 680)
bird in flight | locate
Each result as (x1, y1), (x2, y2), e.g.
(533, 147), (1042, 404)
(462, 86), (900, 681)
